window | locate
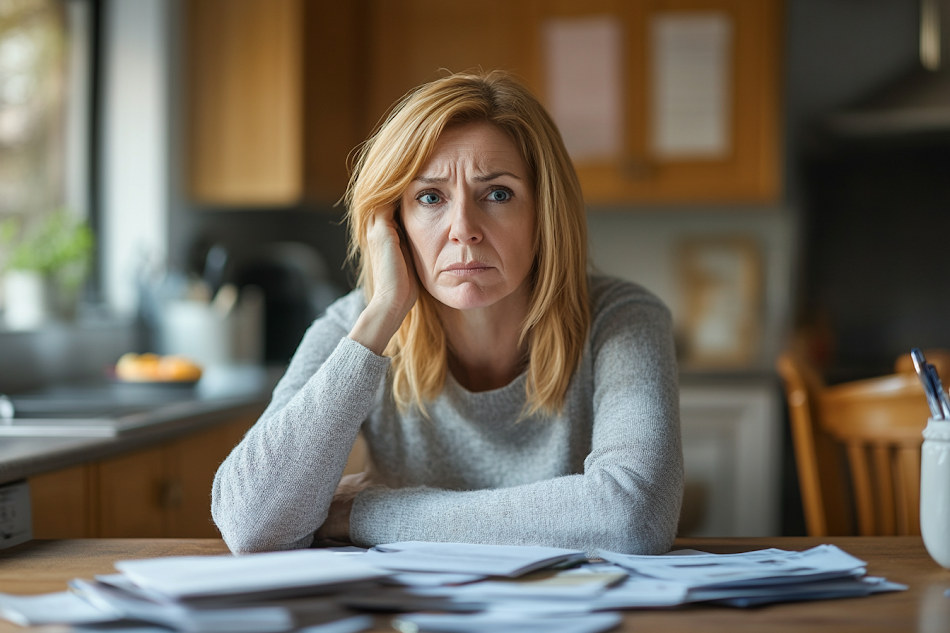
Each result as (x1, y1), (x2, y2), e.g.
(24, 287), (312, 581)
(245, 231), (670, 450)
(0, 0), (95, 315)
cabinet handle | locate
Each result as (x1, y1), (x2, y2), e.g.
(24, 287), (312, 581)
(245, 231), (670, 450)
(160, 480), (184, 509)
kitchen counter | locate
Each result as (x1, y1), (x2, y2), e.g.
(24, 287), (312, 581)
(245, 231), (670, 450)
(0, 366), (278, 485)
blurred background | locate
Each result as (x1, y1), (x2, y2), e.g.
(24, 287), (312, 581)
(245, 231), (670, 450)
(0, 0), (947, 537)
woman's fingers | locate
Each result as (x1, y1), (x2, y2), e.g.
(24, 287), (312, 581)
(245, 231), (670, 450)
(348, 206), (418, 354)
(367, 206), (417, 308)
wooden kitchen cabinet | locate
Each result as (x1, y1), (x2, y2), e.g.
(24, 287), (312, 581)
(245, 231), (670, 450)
(363, 0), (781, 206)
(531, 0), (782, 205)
(28, 464), (94, 538)
(29, 414), (258, 539)
(30, 415), (369, 539)
(186, 0), (781, 208)
(363, 0), (538, 134)
(185, 0), (365, 206)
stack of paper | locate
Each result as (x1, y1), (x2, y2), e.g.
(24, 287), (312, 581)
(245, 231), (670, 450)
(598, 544), (907, 607)
(0, 549), (386, 632)
(374, 544), (906, 625)
(0, 542), (907, 633)
(363, 541), (587, 577)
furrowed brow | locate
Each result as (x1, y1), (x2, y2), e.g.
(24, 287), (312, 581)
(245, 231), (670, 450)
(412, 175), (448, 184)
(473, 171), (520, 182)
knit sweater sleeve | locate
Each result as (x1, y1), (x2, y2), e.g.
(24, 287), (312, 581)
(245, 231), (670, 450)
(349, 283), (684, 556)
(211, 291), (390, 554)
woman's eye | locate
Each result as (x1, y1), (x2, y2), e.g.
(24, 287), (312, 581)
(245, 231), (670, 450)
(487, 189), (512, 202)
(418, 193), (441, 205)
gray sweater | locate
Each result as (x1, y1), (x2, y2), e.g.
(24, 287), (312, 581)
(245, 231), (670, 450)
(212, 275), (683, 556)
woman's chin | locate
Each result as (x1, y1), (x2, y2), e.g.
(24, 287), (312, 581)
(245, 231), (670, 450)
(430, 283), (504, 311)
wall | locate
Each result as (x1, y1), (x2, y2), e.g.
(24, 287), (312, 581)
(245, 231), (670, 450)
(588, 207), (796, 368)
(784, 0), (919, 200)
(100, 0), (170, 316)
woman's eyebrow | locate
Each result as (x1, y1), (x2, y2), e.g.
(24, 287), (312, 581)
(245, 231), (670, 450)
(412, 175), (447, 184)
(412, 171), (521, 184)
(473, 171), (521, 182)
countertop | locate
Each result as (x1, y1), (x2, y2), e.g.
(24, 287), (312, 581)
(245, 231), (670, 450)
(0, 366), (278, 485)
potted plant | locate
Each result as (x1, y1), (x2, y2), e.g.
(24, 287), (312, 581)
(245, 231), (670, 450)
(1, 210), (94, 329)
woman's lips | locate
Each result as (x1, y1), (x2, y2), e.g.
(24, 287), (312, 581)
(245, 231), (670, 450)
(444, 262), (493, 276)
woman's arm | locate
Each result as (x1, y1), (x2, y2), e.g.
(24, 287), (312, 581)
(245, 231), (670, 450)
(213, 208), (417, 554)
(348, 289), (683, 556)
(211, 307), (390, 553)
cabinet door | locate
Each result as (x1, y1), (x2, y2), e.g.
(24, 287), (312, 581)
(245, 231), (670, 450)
(302, 0), (366, 202)
(365, 0), (538, 132)
(167, 415), (257, 537)
(533, 0), (782, 205)
(96, 445), (169, 538)
(30, 464), (93, 538)
(187, 0), (304, 206)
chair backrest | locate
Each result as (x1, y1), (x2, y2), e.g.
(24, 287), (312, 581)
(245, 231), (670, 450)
(777, 352), (932, 536)
(776, 353), (854, 536)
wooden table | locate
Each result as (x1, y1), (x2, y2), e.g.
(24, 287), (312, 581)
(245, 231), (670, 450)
(1, 537), (948, 632)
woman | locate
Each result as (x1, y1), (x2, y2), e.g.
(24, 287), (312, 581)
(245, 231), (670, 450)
(212, 71), (683, 556)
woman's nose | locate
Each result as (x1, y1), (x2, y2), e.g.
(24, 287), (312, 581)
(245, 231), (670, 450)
(448, 198), (483, 244)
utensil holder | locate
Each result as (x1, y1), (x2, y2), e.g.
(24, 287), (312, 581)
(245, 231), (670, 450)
(921, 417), (950, 569)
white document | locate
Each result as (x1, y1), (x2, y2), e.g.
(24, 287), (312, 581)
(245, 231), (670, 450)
(0, 590), (119, 626)
(393, 611), (622, 633)
(297, 615), (374, 633)
(411, 569), (626, 601)
(689, 575), (907, 607)
(115, 549), (388, 600)
(364, 541), (586, 578)
(543, 15), (624, 161)
(598, 545), (866, 589)
(650, 11), (732, 159)
(387, 572), (486, 587)
(70, 578), (293, 633)
(591, 576), (691, 609)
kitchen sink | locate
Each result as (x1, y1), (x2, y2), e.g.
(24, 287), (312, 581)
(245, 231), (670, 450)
(0, 366), (274, 437)
(0, 384), (206, 437)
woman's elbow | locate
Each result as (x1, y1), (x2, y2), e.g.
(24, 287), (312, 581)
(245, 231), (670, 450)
(210, 472), (306, 554)
(594, 482), (682, 555)
(211, 489), (261, 554)
(594, 509), (676, 555)
(212, 503), (312, 554)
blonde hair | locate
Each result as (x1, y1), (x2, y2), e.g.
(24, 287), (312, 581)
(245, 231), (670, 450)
(345, 70), (589, 417)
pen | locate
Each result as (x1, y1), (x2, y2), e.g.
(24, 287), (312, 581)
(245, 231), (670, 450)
(911, 348), (946, 420)
(927, 364), (950, 419)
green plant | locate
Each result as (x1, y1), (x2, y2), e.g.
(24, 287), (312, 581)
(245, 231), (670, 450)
(2, 210), (94, 292)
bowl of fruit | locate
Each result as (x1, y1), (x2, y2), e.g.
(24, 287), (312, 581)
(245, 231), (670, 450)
(113, 353), (203, 385)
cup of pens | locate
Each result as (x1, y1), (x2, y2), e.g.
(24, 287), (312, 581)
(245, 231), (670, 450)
(911, 349), (950, 569)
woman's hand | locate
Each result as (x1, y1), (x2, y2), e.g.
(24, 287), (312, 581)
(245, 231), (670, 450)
(349, 205), (419, 355)
(314, 472), (373, 543)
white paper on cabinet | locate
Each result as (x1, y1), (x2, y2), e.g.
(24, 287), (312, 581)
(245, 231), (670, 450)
(650, 12), (733, 159)
(543, 16), (624, 162)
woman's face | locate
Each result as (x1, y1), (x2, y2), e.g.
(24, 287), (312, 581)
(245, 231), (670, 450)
(400, 121), (536, 313)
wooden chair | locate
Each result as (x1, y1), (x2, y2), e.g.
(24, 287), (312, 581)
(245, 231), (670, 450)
(776, 351), (944, 536)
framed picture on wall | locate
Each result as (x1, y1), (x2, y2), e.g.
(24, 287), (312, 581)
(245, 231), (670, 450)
(677, 237), (763, 367)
